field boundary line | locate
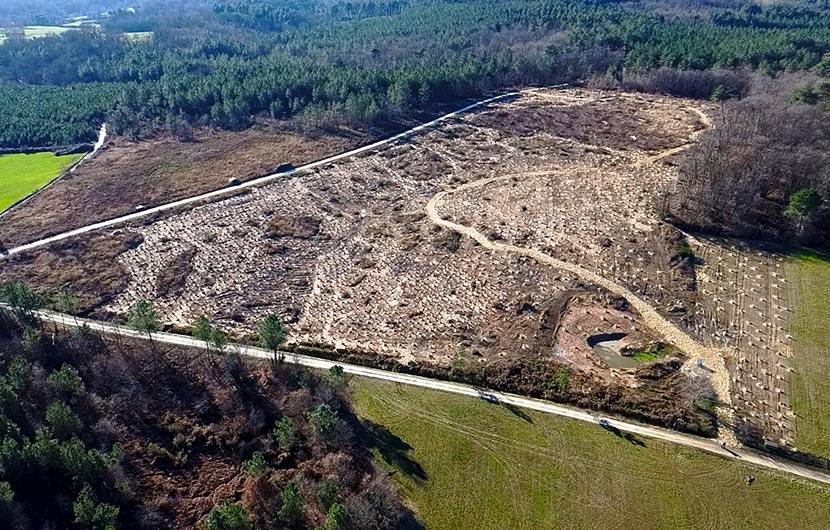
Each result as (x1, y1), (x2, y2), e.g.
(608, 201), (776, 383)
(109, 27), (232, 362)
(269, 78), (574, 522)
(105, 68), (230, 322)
(0, 124), (107, 221)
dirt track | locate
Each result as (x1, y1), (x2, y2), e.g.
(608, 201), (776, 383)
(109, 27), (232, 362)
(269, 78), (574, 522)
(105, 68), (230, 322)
(426, 162), (733, 438)
(0, 86), (802, 447)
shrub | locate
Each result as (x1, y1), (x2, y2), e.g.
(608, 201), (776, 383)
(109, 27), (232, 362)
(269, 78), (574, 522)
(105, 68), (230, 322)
(0, 482), (13, 503)
(59, 438), (115, 487)
(277, 484), (303, 525)
(554, 367), (569, 390)
(325, 365), (347, 390)
(146, 443), (175, 465)
(46, 401), (81, 439)
(308, 404), (339, 440)
(48, 364), (83, 395)
(785, 188), (822, 222)
(298, 370), (312, 389)
(241, 452), (269, 477)
(326, 503), (350, 530)
(55, 289), (80, 316)
(193, 316), (228, 355)
(21, 428), (62, 474)
(258, 314), (286, 365)
(193, 315), (214, 347)
(273, 417), (295, 452)
(5, 357), (29, 391)
(205, 503), (252, 530)
(127, 300), (159, 334)
(73, 486), (119, 530)
(450, 346), (467, 371)
(0, 281), (43, 328)
(316, 480), (339, 511)
(676, 243), (694, 259)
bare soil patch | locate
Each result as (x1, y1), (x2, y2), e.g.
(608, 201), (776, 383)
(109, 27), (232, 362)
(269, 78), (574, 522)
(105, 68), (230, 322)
(2, 88), (796, 442)
(3, 89), (712, 369)
(468, 91), (703, 153)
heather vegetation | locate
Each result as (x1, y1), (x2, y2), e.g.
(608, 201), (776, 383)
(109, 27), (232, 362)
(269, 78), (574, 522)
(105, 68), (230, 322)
(0, 300), (418, 530)
(5, 0), (830, 148)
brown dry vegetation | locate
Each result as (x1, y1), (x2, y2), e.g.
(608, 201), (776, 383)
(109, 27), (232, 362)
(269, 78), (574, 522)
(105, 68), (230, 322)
(0, 230), (143, 315)
(0, 311), (420, 530)
(293, 336), (714, 435)
(0, 124), (366, 248)
(467, 92), (701, 152)
(669, 76), (830, 245)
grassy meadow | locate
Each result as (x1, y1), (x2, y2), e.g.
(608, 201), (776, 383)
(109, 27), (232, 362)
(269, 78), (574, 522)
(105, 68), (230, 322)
(787, 251), (830, 459)
(351, 377), (830, 530)
(0, 152), (81, 213)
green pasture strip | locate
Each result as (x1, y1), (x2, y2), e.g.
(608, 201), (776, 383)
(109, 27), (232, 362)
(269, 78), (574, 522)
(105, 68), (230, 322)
(352, 377), (830, 530)
(788, 250), (830, 458)
(0, 152), (81, 213)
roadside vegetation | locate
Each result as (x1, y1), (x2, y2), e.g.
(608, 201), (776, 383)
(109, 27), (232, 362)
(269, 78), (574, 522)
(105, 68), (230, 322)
(286, 343), (717, 437)
(352, 377), (830, 530)
(788, 251), (830, 459)
(0, 152), (80, 212)
(0, 293), (418, 530)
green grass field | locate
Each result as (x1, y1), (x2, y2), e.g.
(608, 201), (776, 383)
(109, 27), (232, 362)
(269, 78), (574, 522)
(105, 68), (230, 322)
(0, 152), (82, 213)
(787, 251), (830, 458)
(352, 377), (830, 530)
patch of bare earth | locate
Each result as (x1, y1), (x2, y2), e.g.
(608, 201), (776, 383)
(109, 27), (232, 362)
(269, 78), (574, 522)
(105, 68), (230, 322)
(4, 89), (709, 366)
(3, 88), (796, 441)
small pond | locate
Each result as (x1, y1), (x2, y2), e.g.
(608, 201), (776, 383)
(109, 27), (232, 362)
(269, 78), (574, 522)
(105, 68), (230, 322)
(587, 333), (641, 370)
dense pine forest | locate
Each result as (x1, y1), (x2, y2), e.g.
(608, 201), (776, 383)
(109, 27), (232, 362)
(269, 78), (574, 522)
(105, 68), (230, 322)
(3, 0), (830, 148)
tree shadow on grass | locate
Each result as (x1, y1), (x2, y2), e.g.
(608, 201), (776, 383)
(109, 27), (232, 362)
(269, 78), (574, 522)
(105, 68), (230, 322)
(599, 420), (647, 447)
(501, 401), (533, 423)
(473, 388), (533, 423)
(359, 420), (427, 483)
(735, 421), (830, 471)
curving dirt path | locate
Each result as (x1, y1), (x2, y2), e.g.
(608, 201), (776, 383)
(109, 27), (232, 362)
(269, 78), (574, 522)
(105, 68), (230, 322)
(632, 106), (712, 167)
(425, 101), (734, 438)
(0, 87), (567, 259)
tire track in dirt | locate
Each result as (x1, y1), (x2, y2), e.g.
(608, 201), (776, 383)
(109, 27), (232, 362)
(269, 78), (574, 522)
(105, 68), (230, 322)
(424, 101), (735, 437)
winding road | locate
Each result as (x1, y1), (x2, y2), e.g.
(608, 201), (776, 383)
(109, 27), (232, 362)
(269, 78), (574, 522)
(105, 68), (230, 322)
(36, 309), (830, 486)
